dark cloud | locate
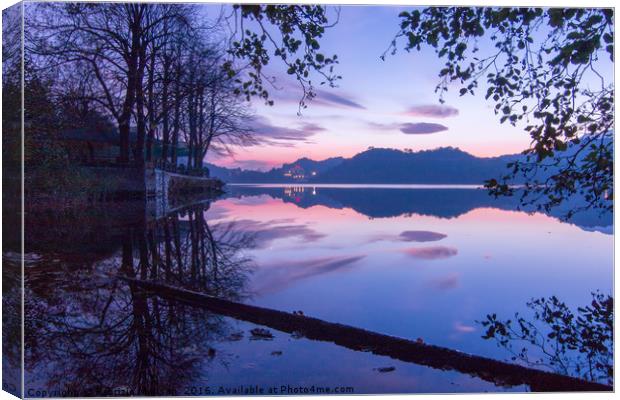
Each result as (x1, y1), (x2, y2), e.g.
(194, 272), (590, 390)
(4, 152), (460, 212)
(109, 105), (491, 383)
(365, 121), (449, 134)
(269, 78), (365, 110)
(251, 116), (325, 146)
(402, 246), (458, 260)
(404, 104), (459, 118)
(400, 122), (448, 134)
(398, 231), (447, 242)
(313, 89), (366, 110)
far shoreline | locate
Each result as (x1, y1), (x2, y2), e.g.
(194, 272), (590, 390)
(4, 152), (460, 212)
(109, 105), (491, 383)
(225, 183), (487, 189)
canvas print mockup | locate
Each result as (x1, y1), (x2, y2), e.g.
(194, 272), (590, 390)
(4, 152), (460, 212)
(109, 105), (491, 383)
(2, 2), (614, 398)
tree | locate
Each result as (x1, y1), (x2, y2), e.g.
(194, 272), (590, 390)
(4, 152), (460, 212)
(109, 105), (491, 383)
(387, 7), (613, 217)
(25, 3), (341, 170)
(479, 292), (613, 385)
(182, 41), (255, 170)
(3, 5), (22, 204)
(26, 3), (196, 164)
(224, 4), (341, 111)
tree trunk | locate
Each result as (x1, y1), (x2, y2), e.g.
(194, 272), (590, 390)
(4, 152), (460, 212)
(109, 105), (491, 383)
(161, 55), (171, 163)
(171, 44), (182, 166)
(118, 53), (138, 163)
(133, 42), (148, 166)
(195, 89), (205, 169)
(118, 5), (142, 164)
(145, 49), (157, 162)
(187, 79), (196, 170)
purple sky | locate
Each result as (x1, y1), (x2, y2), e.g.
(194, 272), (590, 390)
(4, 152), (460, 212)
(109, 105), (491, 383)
(206, 5), (613, 171)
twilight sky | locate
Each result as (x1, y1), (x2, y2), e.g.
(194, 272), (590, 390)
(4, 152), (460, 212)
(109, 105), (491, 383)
(206, 5), (612, 171)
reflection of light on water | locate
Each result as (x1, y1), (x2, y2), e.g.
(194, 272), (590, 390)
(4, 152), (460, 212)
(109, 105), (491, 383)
(284, 186), (306, 197)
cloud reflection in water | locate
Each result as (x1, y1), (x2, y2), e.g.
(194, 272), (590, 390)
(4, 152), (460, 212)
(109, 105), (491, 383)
(252, 255), (366, 294)
(402, 246), (458, 260)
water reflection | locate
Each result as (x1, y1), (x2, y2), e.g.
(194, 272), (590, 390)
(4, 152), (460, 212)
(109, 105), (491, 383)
(2, 256), (22, 397)
(225, 185), (612, 233)
(252, 255), (366, 295)
(7, 185), (613, 395)
(211, 185), (612, 390)
(23, 202), (255, 397)
(229, 219), (326, 249)
(397, 231), (448, 242)
(402, 246), (458, 260)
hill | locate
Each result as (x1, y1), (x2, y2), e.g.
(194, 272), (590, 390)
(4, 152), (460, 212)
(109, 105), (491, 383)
(206, 157), (344, 183)
(207, 147), (519, 184)
(315, 147), (518, 184)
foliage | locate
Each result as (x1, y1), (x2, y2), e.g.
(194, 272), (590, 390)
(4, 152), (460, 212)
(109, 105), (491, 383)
(388, 7), (613, 217)
(22, 61), (110, 203)
(225, 4), (341, 111)
(2, 5), (23, 180)
(26, 3), (340, 169)
(479, 292), (613, 384)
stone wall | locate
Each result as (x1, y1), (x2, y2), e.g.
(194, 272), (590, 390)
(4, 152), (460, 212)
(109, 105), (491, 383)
(167, 171), (222, 195)
(145, 168), (223, 199)
(76, 166), (222, 200)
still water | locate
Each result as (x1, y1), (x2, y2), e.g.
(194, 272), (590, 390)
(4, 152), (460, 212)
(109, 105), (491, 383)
(4, 185), (613, 396)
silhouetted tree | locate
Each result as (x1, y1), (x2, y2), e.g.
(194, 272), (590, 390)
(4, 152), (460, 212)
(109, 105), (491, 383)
(224, 4), (341, 111)
(479, 292), (613, 385)
(25, 3), (341, 169)
(387, 8), (613, 217)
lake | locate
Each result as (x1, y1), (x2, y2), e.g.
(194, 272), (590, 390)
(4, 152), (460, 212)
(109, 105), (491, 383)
(5, 185), (613, 396)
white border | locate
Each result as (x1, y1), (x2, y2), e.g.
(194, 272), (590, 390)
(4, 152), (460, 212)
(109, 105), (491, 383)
(0, 1), (616, 400)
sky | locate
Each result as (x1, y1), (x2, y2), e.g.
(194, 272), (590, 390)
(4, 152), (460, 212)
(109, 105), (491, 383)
(206, 5), (613, 171)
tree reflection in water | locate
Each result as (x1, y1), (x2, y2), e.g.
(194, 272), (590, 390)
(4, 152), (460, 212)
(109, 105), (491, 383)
(479, 292), (613, 385)
(25, 203), (255, 397)
(2, 256), (23, 397)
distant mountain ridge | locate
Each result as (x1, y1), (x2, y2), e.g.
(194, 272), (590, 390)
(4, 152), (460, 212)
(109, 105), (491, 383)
(207, 147), (521, 184)
(207, 156), (345, 183)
